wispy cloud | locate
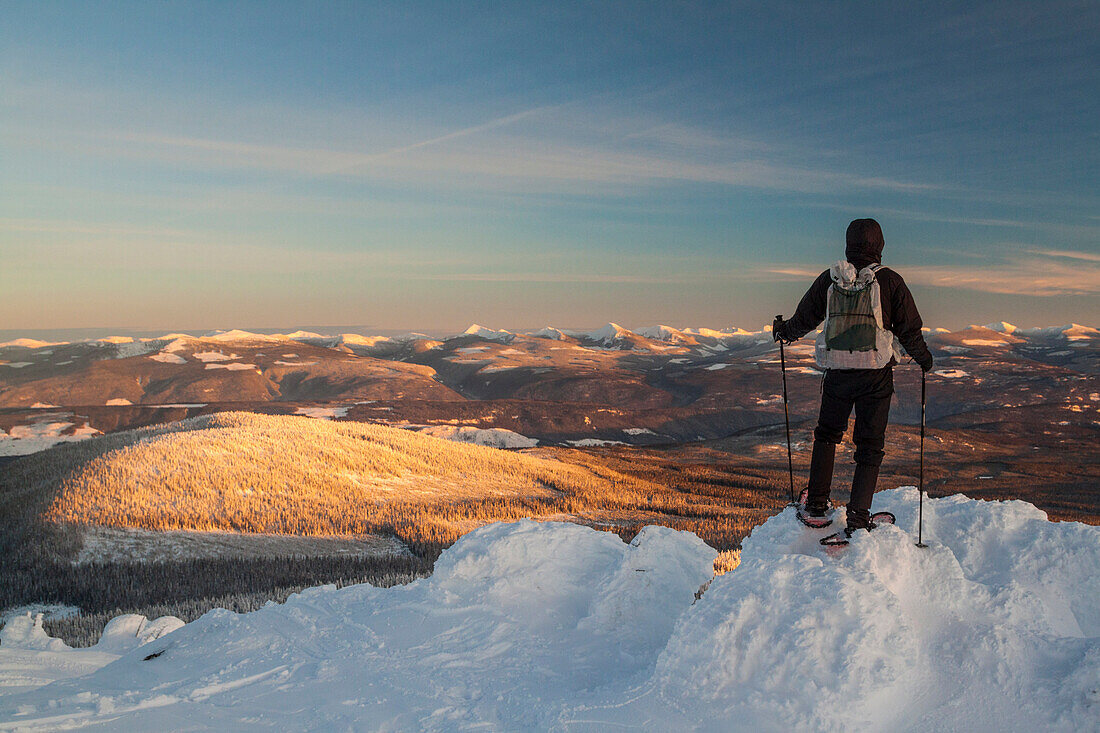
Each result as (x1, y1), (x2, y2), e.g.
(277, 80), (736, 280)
(906, 259), (1100, 296)
(764, 267), (823, 279)
(405, 272), (689, 284)
(767, 254), (1100, 296)
(330, 107), (551, 175)
(1030, 248), (1100, 263)
(0, 218), (194, 238)
(6, 94), (937, 197)
(1, 235), (474, 275)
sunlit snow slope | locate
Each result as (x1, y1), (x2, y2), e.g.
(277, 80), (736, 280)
(1, 489), (1097, 732)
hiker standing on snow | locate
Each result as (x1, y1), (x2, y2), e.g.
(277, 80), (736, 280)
(773, 219), (933, 540)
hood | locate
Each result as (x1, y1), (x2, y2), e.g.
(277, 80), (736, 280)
(845, 218), (884, 268)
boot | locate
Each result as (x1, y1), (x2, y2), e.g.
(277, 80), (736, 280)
(805, 440), (836, 513)
(847, 463), (880, 530)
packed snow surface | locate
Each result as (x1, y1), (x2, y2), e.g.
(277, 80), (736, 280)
(1, 490), (1099, 731)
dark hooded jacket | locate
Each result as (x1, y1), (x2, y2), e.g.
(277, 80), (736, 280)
(778, 219), (932, 370)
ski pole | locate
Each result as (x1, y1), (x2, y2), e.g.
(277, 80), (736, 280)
(776, 316), (796, 505)
(916, 370), (928, 548)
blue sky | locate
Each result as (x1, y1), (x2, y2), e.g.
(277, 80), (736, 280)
(2, 1), (1097, 332)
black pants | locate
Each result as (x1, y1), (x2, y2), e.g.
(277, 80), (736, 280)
(806, 367), (893, 529)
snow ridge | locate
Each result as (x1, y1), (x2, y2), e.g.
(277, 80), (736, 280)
(1, 489), (1097, 731)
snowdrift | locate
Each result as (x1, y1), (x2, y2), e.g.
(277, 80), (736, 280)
(1, 488), (1098, 731)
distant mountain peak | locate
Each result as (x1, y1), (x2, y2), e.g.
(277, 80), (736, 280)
(0, 338), (66, 349)
(530, 327), (568, 340)
(586, 323), (632, 342)
(462, 325), (514, 342)
(636, 325), (681, 340)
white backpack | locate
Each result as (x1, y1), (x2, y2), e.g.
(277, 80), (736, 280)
(814, 260), (903, 370)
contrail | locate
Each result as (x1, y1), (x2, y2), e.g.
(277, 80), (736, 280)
(319, 106), (550, 176)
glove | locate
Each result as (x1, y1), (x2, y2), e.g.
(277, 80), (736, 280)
(919, 354), (933, 373)
(772, 316), (793, 345)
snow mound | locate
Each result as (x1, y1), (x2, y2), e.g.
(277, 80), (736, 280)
(647, 489), (1100, 731)
(0, 522), (714, 728)
(0, 613), (183, 696)
(2, 491), (1098, 731)
(0, 614), (70, 653)
(91, 614), (186, 654)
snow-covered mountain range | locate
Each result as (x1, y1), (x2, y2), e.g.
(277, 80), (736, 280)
(1, 321), (1096, 457)
(3, 321), (1095, 354)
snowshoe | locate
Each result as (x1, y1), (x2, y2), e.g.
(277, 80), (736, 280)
(819, 511), (896, 547)
(795, 488), (834, 529)
(871, 510), (896, 526)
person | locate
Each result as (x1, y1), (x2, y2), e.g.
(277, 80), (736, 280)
(772, 218), (933, 538)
